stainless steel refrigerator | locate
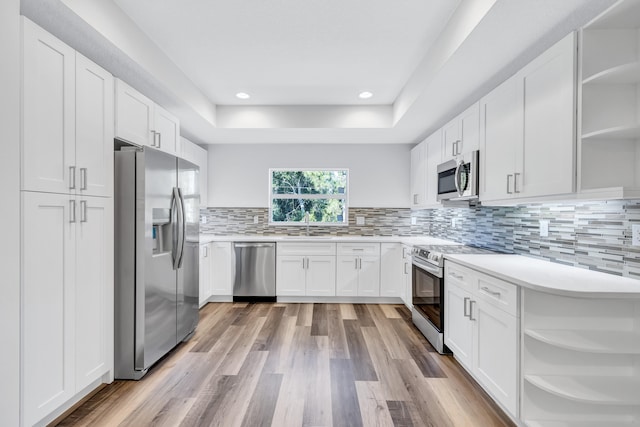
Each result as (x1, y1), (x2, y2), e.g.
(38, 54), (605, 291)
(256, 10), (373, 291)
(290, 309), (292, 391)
(114, 146), (199, 380)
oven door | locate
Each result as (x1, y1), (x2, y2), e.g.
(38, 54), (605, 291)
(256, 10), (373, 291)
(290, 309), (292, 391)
(412, 259), (444, 332)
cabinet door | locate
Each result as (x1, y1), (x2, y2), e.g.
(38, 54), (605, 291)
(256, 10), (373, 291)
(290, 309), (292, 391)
(211, 242), (232, 296)
(115, 79), (154, 147)
(336, 256), (358, 296)
(154, 105), (181, 156)
(75, 53), (114, 197)
(444, 282), (473, 369)
(22, 192), (76, 427)
(518, 32), (576, 198)
(401, 247), (412, 309)
(307, 256), (337, 296)
(75, 196), (113, 391)
(473, 301), (518, 416)
(358, 256), (380, 297)
(276, 256), (306, 296)
(410, 141), (427, 208)
(380, 243), (402, 297)
(479, 77), (521, 202)
(442, 117), (460, 162)
(425, 131), (442, 207)
(22, 18), (75, 194)
(199, 244), (212, 305)
(459, 102), (480, 155)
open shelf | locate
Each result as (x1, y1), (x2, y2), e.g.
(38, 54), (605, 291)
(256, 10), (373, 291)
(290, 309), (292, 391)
(524, 329), (640, 354)
(524, 375), (640, 405)
(583, 61), (640, 85)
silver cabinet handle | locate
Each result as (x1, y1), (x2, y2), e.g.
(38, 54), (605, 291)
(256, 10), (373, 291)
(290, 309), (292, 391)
(514, 172), (521, 193)
(481, 286), (501, 297)
(463, 296), (470, 318)
(455, 140), (461, 155)
(204, 246), (208, 257)
(69, 200), (76, 223)
(358, 258), (362, 269)
(80, 168), (87, 190)
(355, 258), (358, 269)
(150, 130), (157, 147)
(404, 262), (409, 275)
(413, 194), (418, 205)
(80, 200), (87, 222)
(451, 142), (456, 156)
(69, 166), (76, 189)
(449, 271), (463, 280)
(157, 132), (161, 148)
(469, 300), (476, 321)
(506, 174), (513, 194)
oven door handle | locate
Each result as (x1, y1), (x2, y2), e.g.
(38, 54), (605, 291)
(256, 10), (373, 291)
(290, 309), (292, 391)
(412, 259), (443, 278)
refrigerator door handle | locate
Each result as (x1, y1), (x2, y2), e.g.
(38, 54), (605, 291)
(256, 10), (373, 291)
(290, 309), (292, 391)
(177, 188), (187, 268)
(172, 187), (185, 270)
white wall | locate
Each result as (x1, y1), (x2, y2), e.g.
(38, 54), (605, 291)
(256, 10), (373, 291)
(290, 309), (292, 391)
(0, 0), (22, 425)
(208, 144), (411, 208)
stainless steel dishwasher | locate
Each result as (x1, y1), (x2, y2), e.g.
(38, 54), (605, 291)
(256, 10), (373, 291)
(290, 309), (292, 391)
(232, 242), (276, 302)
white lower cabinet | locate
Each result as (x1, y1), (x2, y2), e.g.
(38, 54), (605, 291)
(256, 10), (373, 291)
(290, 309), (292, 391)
(276, 243), (337, 296)
(199, 243), (212, 306)
(211, 242), (232, 296)
(336, 243), (380, 297)
(401, 245), (412, 309)
(380, 243), (403, 297)
(22, 192), (113, 427)
(444, 261), (519, 418)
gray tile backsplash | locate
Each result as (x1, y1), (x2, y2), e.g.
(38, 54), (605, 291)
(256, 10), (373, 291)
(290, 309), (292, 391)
(201, 200), (640, 280)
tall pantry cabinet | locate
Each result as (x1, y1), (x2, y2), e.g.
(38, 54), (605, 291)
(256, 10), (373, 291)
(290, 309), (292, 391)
(21, 17), (114, 426)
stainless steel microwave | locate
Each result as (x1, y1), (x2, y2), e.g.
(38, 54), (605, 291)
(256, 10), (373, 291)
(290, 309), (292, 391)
(436, 150), (479, 201)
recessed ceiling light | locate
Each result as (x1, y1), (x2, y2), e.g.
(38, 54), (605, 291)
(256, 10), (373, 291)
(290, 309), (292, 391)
(236, 92), (250, 99)
(359, 91), (373, 99)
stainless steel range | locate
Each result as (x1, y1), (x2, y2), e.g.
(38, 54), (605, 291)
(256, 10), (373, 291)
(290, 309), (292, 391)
(411, 244), (495, 354)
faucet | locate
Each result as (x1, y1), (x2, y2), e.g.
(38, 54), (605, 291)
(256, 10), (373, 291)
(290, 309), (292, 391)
(304, 212), (310, 236)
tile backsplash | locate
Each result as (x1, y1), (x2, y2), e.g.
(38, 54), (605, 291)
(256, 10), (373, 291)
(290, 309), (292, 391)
(201, 200), (640, 279)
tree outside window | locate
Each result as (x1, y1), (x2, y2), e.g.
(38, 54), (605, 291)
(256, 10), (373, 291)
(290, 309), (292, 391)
(270, 169), (348, 225)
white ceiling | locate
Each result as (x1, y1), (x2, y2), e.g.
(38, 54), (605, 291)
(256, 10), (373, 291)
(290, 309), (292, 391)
(112, 0), (461, 106)
(23, 0), (617, 145)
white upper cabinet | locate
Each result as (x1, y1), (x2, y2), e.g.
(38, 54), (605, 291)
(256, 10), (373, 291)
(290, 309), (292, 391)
(424, 130), (443, 207)
(75, 54), (114, 197)
(181, 137), (209, 207)
(442, 102), (480, 162)
(22, 18), (114, 197)
(22, 18), (75, 195)
(410, 140), (427, 209)
(115, 79), (181, 156)
(481, 32), (576, 204)
(114, 79), (154, 147)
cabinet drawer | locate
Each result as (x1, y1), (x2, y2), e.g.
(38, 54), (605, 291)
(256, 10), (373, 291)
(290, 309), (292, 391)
(337, 243), (380, 256)
(476, 273), (518, 317)
(277, 242), (336, 256)
(445, 262), (477, 291)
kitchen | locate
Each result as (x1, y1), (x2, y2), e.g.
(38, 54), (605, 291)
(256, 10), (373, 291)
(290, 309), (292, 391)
(3, 0), (640, 426)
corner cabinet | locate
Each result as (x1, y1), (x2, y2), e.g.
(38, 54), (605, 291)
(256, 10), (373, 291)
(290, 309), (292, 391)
(276, 243), (337, 297)
(578, 0), (640, 199)
(444, 261), (519, 419)
(481, 32), (576, 204)
(410, 130), (442, 209)
(115, 79), (181, 156)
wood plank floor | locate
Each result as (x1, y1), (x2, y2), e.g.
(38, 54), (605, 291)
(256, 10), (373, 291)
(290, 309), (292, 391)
(56, 303), (514, 427)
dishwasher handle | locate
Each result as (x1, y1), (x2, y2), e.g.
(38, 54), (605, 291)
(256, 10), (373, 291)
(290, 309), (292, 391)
(234, 242), (276, 248)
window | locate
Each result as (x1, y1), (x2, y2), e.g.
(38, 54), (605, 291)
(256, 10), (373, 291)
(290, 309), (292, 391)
(270, 169), (348, 225)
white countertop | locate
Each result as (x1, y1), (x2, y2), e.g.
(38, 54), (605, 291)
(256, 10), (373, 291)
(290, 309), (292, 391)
(199, 234), (460, 246)
(445, 254), (640, 298)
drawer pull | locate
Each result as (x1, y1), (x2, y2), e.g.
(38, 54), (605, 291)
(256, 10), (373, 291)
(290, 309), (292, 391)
(449, 272), (464, 280)
(481, 286), (501, 297)
(469, 300), (476, 321)
(463, 297), (470, 318)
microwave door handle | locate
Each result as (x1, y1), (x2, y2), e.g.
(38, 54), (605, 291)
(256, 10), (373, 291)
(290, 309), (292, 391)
(454, 161), (463, 196)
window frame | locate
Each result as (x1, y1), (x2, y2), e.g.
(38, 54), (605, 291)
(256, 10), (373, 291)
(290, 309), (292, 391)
(268, 168), (349, 226)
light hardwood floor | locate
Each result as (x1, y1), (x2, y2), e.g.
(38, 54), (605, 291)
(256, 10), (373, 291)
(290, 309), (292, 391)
(55, 303), (514, 427)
